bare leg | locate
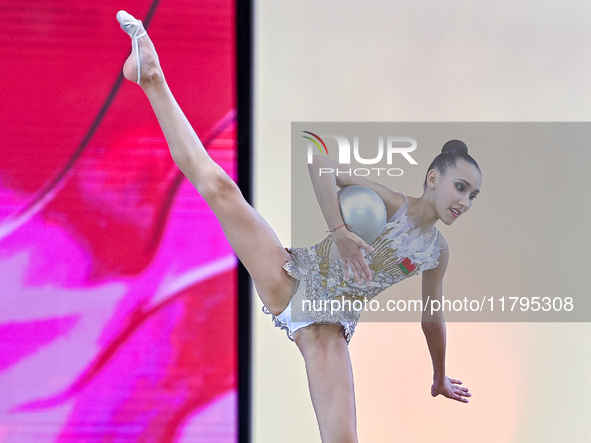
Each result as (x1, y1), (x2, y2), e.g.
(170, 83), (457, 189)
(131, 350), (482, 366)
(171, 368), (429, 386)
(294, 325), (358, 443)
(118, 15), (357, 442)
(119, 18), (292, 314)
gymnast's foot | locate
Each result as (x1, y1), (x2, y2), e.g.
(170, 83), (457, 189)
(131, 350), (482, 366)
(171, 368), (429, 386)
(116, 10), (163, 87)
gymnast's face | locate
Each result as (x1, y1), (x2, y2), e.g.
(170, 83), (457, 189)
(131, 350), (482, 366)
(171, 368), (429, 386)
(428, 160), (482, 225)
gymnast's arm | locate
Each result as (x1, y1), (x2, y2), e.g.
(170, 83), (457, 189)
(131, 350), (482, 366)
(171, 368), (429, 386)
(309, 155), (405, 220)
(307, 155), (375, 283)
(421, 237), (471, 403)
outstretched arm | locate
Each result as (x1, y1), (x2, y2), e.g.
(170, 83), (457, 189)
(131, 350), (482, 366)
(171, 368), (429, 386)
(421, 237), (471, 403)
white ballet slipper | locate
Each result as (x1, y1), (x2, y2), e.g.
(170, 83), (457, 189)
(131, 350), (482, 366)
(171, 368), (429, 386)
(116, 10), (147, 84)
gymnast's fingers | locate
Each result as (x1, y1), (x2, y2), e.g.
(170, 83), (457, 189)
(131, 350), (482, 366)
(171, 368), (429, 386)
(342, 259), (350, 281)
(359, 257), (372, 283)
(360, 239), (375, 255)
(452, 393), (470, 403)
(350, 262), (362, 284)
(453, 385), (471, 396)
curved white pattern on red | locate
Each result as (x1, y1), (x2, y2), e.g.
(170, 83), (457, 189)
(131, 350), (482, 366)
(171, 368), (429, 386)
(0, 0), (238, 441)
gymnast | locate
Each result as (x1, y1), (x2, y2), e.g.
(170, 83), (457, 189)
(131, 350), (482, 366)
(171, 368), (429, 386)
(116, 10), (479, 442)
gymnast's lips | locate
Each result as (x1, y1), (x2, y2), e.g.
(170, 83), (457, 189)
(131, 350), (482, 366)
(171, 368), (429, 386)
(450, 208), (461, 218)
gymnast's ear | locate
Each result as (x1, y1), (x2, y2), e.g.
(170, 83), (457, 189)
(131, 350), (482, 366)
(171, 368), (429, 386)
(425, 168), (438, 190)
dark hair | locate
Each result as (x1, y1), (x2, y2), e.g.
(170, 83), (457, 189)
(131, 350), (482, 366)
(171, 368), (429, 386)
(424, 140), (480, 187)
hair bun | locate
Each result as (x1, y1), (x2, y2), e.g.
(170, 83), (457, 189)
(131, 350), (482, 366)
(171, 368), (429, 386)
(441, 139), (468, 155)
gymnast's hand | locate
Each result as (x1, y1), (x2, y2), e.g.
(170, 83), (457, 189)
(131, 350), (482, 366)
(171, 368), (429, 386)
(332, 227), (375, 284)
(431, 376), (472, 403)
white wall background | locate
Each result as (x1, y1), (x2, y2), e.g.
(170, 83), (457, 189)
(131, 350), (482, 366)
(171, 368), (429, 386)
(252, 2), (591, 442)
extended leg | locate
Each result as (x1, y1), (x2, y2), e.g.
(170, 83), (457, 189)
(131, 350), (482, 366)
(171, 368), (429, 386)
(118, 13), (292, 314)
(294, 325), (358, 443)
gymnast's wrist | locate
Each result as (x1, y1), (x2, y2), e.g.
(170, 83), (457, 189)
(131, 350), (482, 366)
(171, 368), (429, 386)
(327, 223), (352, 234)
(432, 372), (446, 384)
(331, 225), (353, 241)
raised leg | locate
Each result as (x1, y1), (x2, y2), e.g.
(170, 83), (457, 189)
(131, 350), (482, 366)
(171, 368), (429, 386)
(294, 325), (358, 443)
(118, 15), (360, 442)
(118, 13), (292, 314)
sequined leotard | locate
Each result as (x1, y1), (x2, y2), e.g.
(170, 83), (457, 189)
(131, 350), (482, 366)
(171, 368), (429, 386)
(264, 194), (442, 343)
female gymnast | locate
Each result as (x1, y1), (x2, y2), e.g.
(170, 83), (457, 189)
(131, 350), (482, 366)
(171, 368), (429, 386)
(116, 10), (480, 442)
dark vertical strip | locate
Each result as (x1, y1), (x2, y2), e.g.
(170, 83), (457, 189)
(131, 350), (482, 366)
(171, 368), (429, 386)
(236, 0), (252, 442)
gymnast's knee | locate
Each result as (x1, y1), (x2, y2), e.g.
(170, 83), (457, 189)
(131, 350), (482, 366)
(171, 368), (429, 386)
(293, 323), (345, 355)
(197, 164), (241, 203)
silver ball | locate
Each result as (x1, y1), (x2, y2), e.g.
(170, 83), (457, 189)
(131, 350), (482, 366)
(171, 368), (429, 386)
(337, 185), (387, 244)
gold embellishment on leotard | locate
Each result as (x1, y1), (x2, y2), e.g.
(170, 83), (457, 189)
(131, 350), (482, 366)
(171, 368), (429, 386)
(370, 225), (396, 246)
(346, 294), (367, 302)
(368, 226), (400, 275)
(316, 236), (333, 277)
